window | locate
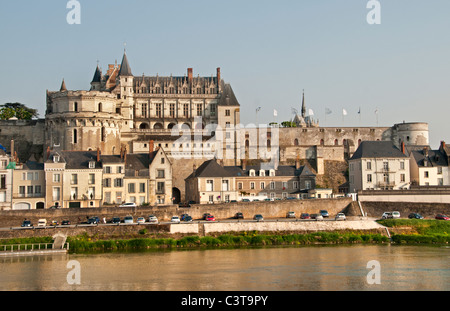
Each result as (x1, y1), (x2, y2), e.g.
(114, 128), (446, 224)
(170, 104), (175, 118)
(71, 187), (78, 200)
(250, 182), (255, 190)
(141, 103), (148, 118)
(27, 186), (33, 196)
(259, 170), (265, 177)
(400, 161), (405, 170)
(424, 171), (429, 178)
(104, 178), (111, 187)
(206, 180), (214, 191)
(197, 104), (202, 116)
(400, 174), (405, 182)
(260, 182), (265, 190)
(117, 166), (123, 174)
(282, 182), (288, 189)
(161, 158), (165, 164)
(88, 187), (95, 199)
(238, 182), (243, 190)
(88, 174), (95, 184)
(71, 174), (78, 185)
(35, 186), (41, 195)
(114, 178), (123, 187)
(383, 173), (389, 183)
(210, 104), (216, 116)
(156, 103), (162, 117)
(293, 181), (299, 189)
(383, 162), (389, 170)
(53, 187), (61, 201)
(104, 166), (111, 174)
(367, 174), (372, 183)
(0, 175), (5, 189)
(183, 104), (189, 117)
(157, 182), (165, 194)
(438, 178), (444, 186)
(249, 170), (255, 177)
(225, 109), (230, 116)
(270, 182), (275, 190)
(209, 195), (214, 203)
(53, 173), (61, 183)
(19, 186), (25, 197)
(105, 192), (111, 204)
(222, 180), (229, 191)
(74, 102), (78, 112)
(139, 183), (145, 193)
(305, 180), (312, 190)
(128, 183), (135, 193)
(438, 167), (443, 175)
(27, 172), (34, 181)
(73, 129), (77, 144)
(367, 162), (372, 170)
(89, 161), (96, 169)
(157, 170), (165, 178)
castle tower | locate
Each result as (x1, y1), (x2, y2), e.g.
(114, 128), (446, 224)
(90, 65), (102, 91)
(115, 50), (134, 131)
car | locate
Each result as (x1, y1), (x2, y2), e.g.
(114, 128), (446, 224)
(254, 214), (264, 221)
(180, 214), (190, 221)
(300, 213), (310, 219)
(382, 212), (393, 219)
(171, 216), (181, 223)
(21, 220), (32, 227)
(206, 215), (216, 221)
(408, 213), (424, 219)
(119, 202), (137, 208)
(335, 213), (346, 221)
(49, 205), (59, 209)
(51, 220), (59, 226)
(148, 215), (158, 224)
(234, 212), (244, 219)
(111, 217), (121, 224)
(123, 215), (134, 224)
(137, 217), (146, 224)
(435, 214), (450, 220)
(61, 220), (71, 225)
(311, 214), (323, 220)
(242, 199), (250, 202)
(37, 219), (47, 227)
(392, 211), (401, 219)
(320, 210), (329, 218)
(184, 216), (193, 222)
(178, 202), (191, 208)
(286, 211), (296, 218)
(87, 217), (100, 224)
(202, 213), (211, 220)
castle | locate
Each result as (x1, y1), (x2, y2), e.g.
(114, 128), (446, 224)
(0, 51), (430, 201)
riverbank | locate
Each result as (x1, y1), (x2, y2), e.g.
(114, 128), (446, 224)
(1, 219), (448, 253)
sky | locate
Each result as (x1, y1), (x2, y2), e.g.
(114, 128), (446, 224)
(0, 0), (449, 147)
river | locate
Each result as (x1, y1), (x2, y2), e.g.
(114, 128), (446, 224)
(0, 244), (449, 291)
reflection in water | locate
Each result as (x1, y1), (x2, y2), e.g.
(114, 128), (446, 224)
(0, 245), (449, 291)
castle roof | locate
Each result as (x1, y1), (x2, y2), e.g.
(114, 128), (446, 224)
(350, 141), (407, 160)
(118, 52), (133, 77)
(91, 65), (102, 83)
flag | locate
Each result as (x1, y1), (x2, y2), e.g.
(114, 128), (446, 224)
(325, 108), (332, 115)
(273, 109), (278, 117)
(308, 109), (314, 116)
(358, 107), (361, 114)
(342, 109), (348, 116)
(256, 107), (261, 113)
(0, 144), (6, 153)
(375, 108), (378, 114)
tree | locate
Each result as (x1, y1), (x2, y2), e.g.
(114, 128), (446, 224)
(0, 103), (39, 120)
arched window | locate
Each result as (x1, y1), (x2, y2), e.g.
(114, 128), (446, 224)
(335, 139), (338, 145)
(320, 139), (324, 146)
(74, 102), (78, 112)
(98, 102), (102, 112)
(73, 129), (78, 144)
(294, 138), (299, 146)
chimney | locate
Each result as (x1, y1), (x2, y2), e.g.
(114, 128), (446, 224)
(401, 141), (406, 154)
(97, 147), (101, 162)
(10, 140), (14, 161)
(187, 68), (193, 82)
(149, 140), (154, 154)
(47, 146), (51, 160)
(440, 141), (446, 151)
(423, 146), (429, 157)
(242, 159), (247, 171)
(124, 147), (127, 164)
(296, 155), (301, 170)
(216, 67), (221, 84)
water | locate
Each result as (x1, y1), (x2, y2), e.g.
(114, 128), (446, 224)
(0, 245), (449, 291)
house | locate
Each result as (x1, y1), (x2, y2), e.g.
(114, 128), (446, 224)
(12, 161), (45, 210)
(0, 150), (13, 210)
(409, 142), (450, 186)
(349, 141), (410, 192)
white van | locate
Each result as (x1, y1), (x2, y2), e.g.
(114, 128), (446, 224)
(37, 219), (47, 227)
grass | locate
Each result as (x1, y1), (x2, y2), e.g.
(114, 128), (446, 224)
(377, 219), (450, 244)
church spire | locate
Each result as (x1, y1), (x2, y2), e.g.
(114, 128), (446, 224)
(301, 90), (306, 118)
(118, 50), (133, 77)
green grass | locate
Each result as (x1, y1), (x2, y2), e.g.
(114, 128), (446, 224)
(378, 219), (450, 244)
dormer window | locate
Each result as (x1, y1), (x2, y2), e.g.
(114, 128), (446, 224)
(249, 169), (255, 177)
(53, 155), (60, 163)
(259, 170), (265, 177)
(269, 169), (275, 177)
(89, 161), (96, 169)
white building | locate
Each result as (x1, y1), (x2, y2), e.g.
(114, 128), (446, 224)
(409, 142), (450, 186)
(349, 141), (410, 192)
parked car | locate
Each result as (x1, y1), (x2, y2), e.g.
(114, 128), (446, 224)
(123, 215), (134, 224)
(202, 213), (211, 220)
(171, 216), (181, 223)
(111, 217), (121, 224)
(206, 215), (216, 221)
(61, 220), (71, 226)
(300, 213), (310, 219)
(181, 214), (190, 221)
(311, 214), (323, 220)
(392, 211), (401, 219)
(408, 213), (424, 219)
(335, 213), (346, 221)
(178, 202), (191, 208)
(21, 220), (32, 227)
(234, 212), (244, 219)
(254, 214), (264, 221)
(184, 216), (193, 222)
(119, 202), (137, 208)
(242, 199), (251, 202)
(435, 214), (450, 220)
(137, 217), (146, 224)
(148, 215), (158, 224)
(87, 216), (100, 224)
(37, 219), (47, 227)
(320, 210), (329, 218)
(382, 212), (393, 219)
(51, 220), (59, 226)
(286, 211), (296, 218)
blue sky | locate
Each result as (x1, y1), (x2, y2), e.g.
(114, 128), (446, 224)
(0, 1), (449, 147)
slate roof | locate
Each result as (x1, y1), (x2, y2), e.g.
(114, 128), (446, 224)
(118, 52), (133, 77)
(350, 141), (407, 160)
(411, 148), (448, 167)
(186, 159), (235, 179)
(48, 151), (103, 169)
(91, 65), (102, 83)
